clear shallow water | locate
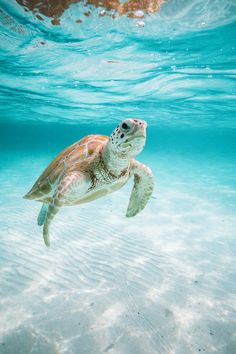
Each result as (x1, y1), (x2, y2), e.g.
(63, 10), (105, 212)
(0, 1), (236, 354)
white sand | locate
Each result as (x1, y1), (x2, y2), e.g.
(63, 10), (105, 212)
(0, 152), (235, 353)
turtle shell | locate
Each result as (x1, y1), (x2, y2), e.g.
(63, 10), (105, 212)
(24, 135), (109, 200)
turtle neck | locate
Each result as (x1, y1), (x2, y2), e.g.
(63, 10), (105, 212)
(102, 141), (130, 177)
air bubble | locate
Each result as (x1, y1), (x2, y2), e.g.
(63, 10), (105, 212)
(136, 21), (145, 28)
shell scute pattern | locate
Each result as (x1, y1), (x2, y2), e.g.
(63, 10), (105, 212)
(25, 135), (109, 199)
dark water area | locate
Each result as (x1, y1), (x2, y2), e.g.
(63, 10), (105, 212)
(1, 121), (236, 164)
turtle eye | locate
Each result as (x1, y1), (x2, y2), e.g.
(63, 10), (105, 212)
(122, 122), (129, 130)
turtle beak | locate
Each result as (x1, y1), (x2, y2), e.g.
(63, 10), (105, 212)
(135, 120), (147, 138)
(143, 120), (148, 128)
(132, 130), (146, 140)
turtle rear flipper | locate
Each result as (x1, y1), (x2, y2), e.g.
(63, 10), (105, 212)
(43, 171), (89, 247)
(37, 203), (48, 226)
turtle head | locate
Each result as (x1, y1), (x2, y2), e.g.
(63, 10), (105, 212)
(109, 118), (147, 158)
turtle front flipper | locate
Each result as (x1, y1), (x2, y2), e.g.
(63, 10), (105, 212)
(126, 159), (154, 218)
(43, 171), (89, 247)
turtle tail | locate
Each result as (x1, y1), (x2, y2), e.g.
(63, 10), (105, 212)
(37, 203), (48, 226)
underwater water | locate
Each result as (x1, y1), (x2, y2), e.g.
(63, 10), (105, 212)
(0, 0), (236, 353)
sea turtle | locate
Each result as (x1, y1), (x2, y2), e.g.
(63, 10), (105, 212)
(24, 118), (154, 247)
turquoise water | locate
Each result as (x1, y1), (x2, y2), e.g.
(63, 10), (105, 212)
(0, 1), (236, 353)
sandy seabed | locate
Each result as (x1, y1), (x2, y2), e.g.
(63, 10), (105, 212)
(0, 151), (236, 354)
